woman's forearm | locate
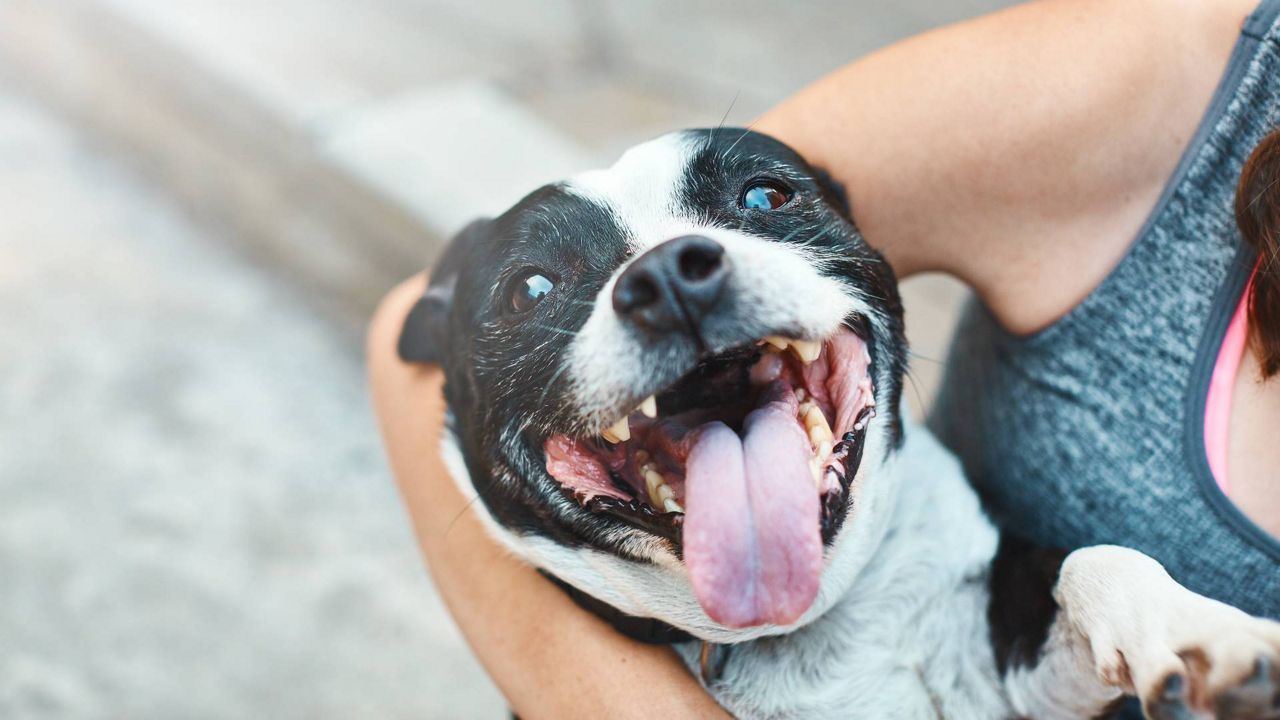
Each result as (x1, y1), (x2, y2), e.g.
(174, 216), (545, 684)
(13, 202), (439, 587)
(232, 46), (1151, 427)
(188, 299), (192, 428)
(368, 275), (730, 719)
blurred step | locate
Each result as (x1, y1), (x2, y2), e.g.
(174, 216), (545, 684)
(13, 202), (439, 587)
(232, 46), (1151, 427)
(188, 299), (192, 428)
(0, 0), (594, 332)
(0, 84), (507, 718)
(319, 82), (592, 236)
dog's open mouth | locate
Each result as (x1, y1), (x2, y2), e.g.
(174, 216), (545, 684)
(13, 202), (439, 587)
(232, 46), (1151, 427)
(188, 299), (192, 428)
(544, 326), (876, 627)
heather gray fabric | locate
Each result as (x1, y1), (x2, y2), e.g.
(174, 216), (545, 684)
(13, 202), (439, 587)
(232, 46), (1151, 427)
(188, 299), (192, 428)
(931, 0), (1280, 621)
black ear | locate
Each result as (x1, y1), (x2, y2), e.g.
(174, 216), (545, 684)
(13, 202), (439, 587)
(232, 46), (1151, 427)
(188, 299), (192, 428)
(811, 165), (854, 223)
(397, 278), (456, 364)
(397, 219), (493, 365)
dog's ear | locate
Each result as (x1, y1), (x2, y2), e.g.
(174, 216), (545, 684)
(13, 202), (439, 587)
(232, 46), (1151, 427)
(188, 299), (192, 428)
(397, 219), (493, 365)
(811, 165), (854, 223)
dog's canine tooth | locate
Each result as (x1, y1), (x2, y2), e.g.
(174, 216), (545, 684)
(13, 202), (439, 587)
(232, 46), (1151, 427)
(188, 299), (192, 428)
(662, 498), (683, 513)
(602, 416), (631, 444)
(791, 340), (821, 364)
(638, 395), (657, 418)
(764, 335), (790, 351)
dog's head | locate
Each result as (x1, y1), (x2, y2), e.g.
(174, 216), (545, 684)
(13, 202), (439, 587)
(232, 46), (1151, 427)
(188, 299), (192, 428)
(404, 129), (907, 641)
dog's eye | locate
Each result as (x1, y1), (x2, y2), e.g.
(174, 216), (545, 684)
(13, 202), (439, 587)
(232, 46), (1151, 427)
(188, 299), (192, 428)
(508, 270), (555, 314)
(741, 181), (792, 210)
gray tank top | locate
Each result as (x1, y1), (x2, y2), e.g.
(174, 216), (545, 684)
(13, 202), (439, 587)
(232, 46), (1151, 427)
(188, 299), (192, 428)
(930, 0), (1280, 620)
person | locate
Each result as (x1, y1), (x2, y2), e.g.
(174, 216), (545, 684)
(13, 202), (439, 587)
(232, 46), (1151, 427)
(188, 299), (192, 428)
(367, 0), (1280, 715)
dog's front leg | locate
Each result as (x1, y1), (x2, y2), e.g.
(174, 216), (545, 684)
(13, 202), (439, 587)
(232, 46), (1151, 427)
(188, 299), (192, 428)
(1006, 545), (1280, 720)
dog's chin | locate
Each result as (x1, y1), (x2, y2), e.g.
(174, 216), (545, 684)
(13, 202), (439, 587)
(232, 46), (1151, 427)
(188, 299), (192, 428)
(538, 324), (879, 628)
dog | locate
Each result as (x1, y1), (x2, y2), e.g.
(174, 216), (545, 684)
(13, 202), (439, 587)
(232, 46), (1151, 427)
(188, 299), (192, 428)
(398, 129), (1280, 719)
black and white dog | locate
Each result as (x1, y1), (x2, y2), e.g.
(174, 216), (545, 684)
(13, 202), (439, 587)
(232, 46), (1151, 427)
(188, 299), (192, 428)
(400, 129), (1280, 719)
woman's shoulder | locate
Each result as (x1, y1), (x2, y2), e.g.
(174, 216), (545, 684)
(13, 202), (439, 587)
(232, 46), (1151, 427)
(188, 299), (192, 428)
(763, 0), (1257, 333)
(940, 0), (1257, 334)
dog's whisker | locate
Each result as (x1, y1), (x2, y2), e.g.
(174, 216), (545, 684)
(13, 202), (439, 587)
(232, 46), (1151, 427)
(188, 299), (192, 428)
(778, 227), (807, 245)
(706, 91), (741, 150)
(532, 323), (580, 338)
(908, 349), (944, 366)
(720, 121), (759, 161)
(444, 493), (484, 540)
(796, 226), (837, 248)
(537, 359), (573, 407)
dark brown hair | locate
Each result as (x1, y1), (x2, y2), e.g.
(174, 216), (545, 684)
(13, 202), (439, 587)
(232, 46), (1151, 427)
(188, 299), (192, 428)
(1234, 128), (1280, 378)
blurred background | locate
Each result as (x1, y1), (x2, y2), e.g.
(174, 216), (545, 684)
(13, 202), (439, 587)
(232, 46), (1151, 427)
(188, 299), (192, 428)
(0, 1), (1013, 717)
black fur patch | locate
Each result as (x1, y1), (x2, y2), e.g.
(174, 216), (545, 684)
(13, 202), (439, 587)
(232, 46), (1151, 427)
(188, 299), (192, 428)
(987, 533), (1067, 675)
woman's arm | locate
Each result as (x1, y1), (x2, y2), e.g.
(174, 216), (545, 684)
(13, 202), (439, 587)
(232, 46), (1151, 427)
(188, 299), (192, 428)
(368, 275), (731, 719)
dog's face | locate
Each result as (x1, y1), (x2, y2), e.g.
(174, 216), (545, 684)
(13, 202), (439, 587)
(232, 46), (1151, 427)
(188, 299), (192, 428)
(405, 129), (906, 640)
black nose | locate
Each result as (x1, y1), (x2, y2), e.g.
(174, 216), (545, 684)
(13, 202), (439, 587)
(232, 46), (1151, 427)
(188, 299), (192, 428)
(612, 235), (729, 334)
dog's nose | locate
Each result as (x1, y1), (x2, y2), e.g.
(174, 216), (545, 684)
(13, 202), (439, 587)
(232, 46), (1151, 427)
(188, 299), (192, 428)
(612, 235), (729, 334)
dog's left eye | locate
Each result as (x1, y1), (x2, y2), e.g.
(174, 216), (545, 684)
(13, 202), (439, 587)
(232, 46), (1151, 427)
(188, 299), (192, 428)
(507, 270), (556, 314)
(741, 180), (792, 210)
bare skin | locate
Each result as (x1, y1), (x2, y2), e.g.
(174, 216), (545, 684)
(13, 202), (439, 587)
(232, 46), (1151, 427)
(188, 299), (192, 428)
(1229, 348), (1280, 538)
(367, 0), (1276, 715)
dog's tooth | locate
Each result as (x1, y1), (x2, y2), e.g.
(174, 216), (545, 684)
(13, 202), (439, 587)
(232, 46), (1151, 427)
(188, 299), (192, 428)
(648, 483), (664, 507)
(804, 405), (833, 445)
(663, 498), (683, 513)
(810, 426), (833, 447)
(764, 336), (790, 351)
(795, 388), (807, 403)
(602, 416), (630, 444)
(638, 395), (657, 418)
(791, 340), (821, 364)
(644, 468), (667, 506)
(657, 484), (675, 502)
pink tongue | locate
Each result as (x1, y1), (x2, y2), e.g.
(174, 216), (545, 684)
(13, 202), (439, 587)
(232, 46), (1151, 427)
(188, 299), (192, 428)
(682, 387), (823, 627)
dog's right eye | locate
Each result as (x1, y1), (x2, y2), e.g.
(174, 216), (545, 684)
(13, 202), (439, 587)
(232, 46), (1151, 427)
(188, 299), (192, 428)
(507, 270), (556, 314)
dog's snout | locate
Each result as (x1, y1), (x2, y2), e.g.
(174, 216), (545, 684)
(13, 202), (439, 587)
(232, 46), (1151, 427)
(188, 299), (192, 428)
(612, 235), (729, 334)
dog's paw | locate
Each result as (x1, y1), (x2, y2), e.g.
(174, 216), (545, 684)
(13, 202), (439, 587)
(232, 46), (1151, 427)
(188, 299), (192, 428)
(1145, 656), (1279, 720)
(1056, 547), (1280, 720)
(1112, 600), (1280, 720)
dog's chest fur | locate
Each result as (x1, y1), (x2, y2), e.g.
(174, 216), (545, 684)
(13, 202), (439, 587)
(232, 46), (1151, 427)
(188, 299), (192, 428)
(673, 423), (1011, 719)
